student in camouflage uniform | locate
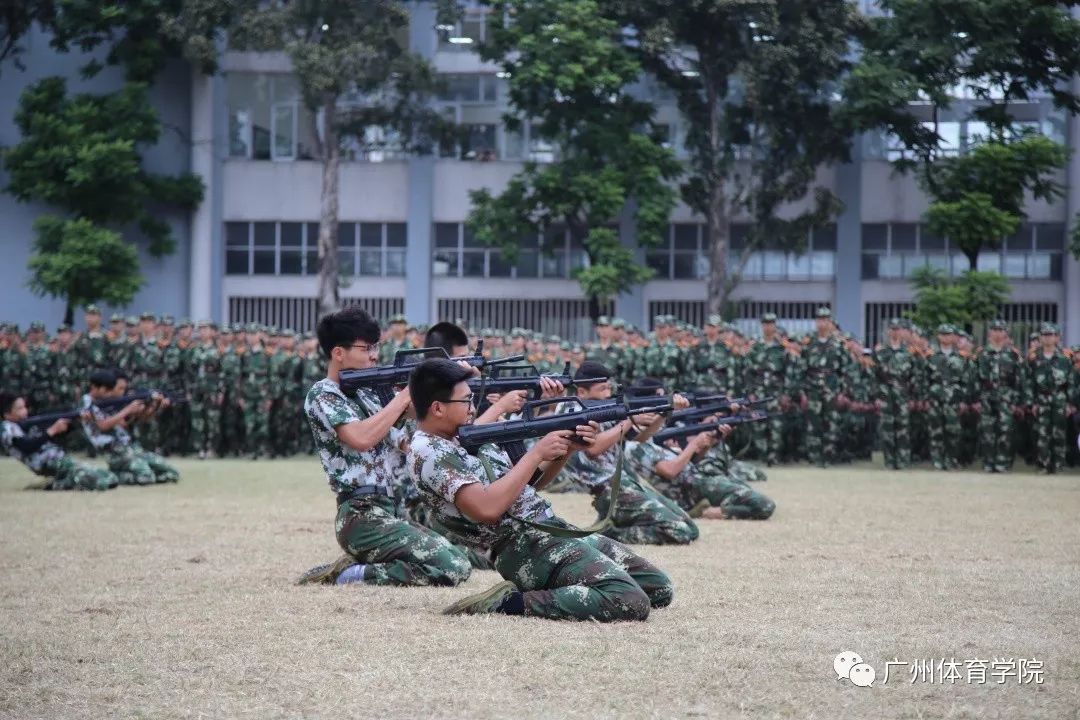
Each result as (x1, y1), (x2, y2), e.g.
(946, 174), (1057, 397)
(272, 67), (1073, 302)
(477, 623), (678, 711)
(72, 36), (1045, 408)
(74, 306), (111, 386)
(219, 325), (244, 456)
(238, 324), (272, 459)
(131, 312), (166, 451)
(1027, 323), (1078, 474)
(52, 325), (80, 408)
(82, 370), (180, 484)
(925, 324), (968, 470)
(744, 313), (788, 465)
(972, 320), (1028, 473)
(189, 322), (225, 459)
(0, 324), (27, 396)
(692, 315), (739, 394)
(562, 364), (699, 545)
(298, 334), (324, 454)
(799, 307), (849, 467)
(23, 321), (55, 412)
(296, 308), (470, 588)
(874, 319), (918, 469)
(269, 330), (302, 456)
(639, 316), (684, 390)
(378, 314), (410, 365)
(1, 393), (118, 491)
(407, 358), (673, 620)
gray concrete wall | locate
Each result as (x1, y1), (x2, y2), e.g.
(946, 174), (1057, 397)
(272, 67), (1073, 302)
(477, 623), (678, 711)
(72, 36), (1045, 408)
(0, 27), (193, 330)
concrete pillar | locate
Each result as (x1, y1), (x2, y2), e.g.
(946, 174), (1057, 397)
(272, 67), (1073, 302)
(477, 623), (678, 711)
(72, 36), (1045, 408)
(189, 55), (225, 323)
(1064, 58), (1080, 345)
(615, 200), (646, 329)
(834, 134), (864, 341)
(405, 2), (437, 323)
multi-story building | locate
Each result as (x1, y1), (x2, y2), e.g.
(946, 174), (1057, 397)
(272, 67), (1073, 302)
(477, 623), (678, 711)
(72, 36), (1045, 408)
(2, 3), (1078, 345)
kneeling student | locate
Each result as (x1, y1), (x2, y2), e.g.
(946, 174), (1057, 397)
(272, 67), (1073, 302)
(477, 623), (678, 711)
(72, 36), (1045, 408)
(407, 358), (674, 621)
(0, 392), (118, 491)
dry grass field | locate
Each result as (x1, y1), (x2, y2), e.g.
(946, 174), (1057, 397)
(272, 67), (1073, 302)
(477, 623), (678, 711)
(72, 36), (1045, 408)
(1, 456), (1078, 720)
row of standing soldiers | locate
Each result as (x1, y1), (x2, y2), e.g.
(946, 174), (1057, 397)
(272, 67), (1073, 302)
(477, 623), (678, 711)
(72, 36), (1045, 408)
(4, 306), (1079, 472)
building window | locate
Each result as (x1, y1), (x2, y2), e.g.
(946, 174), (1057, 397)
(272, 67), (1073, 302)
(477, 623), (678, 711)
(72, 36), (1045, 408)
(648, 224), (836, 281)
(859, 222), (1062, 280)
(225, 221), (406, 276)
(227, 73), (319, 161)
(433, 223), (588, 279)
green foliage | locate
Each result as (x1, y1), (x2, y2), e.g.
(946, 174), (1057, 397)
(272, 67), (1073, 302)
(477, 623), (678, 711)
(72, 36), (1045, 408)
(0, 1), (57, 72)
(27, 217), (143, 319)
(907, 266), (1011, 332)
(467, 0), (679, 308)
(3, 77), (204, 257)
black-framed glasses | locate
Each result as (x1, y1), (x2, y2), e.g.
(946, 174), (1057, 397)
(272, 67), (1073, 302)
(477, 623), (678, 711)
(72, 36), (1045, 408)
(350, 342), (381, 353)
(441, 395), (475, 406)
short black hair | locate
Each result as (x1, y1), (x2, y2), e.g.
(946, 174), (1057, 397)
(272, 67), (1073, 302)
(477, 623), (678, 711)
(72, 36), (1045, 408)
(409, 358), (474, 420)
(89, 369), (117, 390)
(627, 377), (665, 396)
(0, 392), (21, 416)
(425, 322), (469, 356)
(113, 368), (129, 383)
(574, 361), (611, 385)
(316, 307), (380, 357)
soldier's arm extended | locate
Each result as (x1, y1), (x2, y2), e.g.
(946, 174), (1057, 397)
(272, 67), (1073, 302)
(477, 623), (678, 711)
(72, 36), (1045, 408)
(335, 388), (412, 452)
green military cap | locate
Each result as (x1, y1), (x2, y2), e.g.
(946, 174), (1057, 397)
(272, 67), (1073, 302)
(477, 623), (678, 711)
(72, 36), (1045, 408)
(302, 331), (315, 340)
(282, 327), (296, 336)
(761, 312), (778, 323)
(547, 334), (561, 343)
(230, 323), (244, 333)
(160, 315), (175, 326)
(988, 319), (1008, 330)
(7, 323), (19, 333)
(415, 323), (429, 334)
(653, 315), (667, 326)
(705, 314), (724, 327)
(1028, 331), (1040, 342)
(57, 323), (73, 333)
(245, 322), (260, 333)
(1039, 322), (1060, 335)
(888, 318), (905, 329)
(29, 320), (45, 331)
(125, 316), (138, 326)
(195, 319), (217, 329)
(177, 318), (192, 328)
(936, 323), (956, 335)
(510, 327), (527, 337)
(559, 340), (572, 350)
(84, 304), (101, 314)
(611, 318), (626, 329)
(388, 313), (407, 325)
(109, 312), (124, 322)
(815, 306), (832, 319)
(596, 315), (611, 326)
(572, 344), (583, 353)
(0, 323), (8, 332)
(139, 311), (157, 322)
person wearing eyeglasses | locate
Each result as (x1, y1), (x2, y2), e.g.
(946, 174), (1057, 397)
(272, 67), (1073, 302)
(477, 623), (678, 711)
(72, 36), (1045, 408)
(406, 358), (674, 620)
(296, 308), (472, 589)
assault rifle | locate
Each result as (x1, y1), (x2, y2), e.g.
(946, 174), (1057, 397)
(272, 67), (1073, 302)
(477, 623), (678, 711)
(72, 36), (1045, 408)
(667, 396), (773, 424)
(466, 362), (606, 411)
(652, 410), (769, 447)
(339, 340), (524, 406)
(19, 389), (187, 432)
(457, 395), (675, 466)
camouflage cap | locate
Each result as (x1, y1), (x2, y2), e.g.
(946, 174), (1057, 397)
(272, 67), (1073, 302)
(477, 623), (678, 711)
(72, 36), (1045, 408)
(653, 315), (668, 327)
(596, 315), (611, 326)
(160, 315), (175, 326)
(125, 316), (139, 327)
(282, 327), (296, 336)
(84, 304), (101, 315)
(177, 318), (192, 328)
(510, 326), (527, 338)
(705, 314), (724, 327)
(1029, 331), (1040, 342)
(6, 323), (18, 333)
(230, 323), (245, 334)
(815, 306), (832, 319)
(29, 320), (45, 331)
(388, 313), (408, 325)
(611, 318), (626, 329)
(57, 323), (72, 333)
(245, 322), (261, 333)
(195, 319), (217, 330)
(761, 312), (778, 323)
(559, 341), (572, 350)
(988, 319), (1008, 330)
(109, 313), (124, 323)
(888, 318), (905, 329)
(1039, 322), (1060, 335)
(302, 331), (315, 340)
(936, 323), (956, 335)
(139, 311), (157, 322)
(546, 334), (561, 344)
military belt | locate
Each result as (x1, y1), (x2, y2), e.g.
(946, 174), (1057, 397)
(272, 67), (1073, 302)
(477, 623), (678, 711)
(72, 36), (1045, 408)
(336, 485), (393, 505)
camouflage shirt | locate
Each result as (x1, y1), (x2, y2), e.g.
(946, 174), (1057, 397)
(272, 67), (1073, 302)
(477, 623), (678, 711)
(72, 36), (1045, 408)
(304, 378), (407, 495)
(80, 393), (131, 452)
(407, 428), (554, 548)
(562, 420), (620, 491)
(1, 419), (66, 475)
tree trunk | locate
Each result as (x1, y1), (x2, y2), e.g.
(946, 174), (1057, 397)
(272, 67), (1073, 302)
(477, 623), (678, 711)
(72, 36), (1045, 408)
(704, 76), (729, 316)
(588, 293), (602, 324)
(317, 95), (341, 318)
(965, 248), (978, 271)
(63, 300), (74, 327)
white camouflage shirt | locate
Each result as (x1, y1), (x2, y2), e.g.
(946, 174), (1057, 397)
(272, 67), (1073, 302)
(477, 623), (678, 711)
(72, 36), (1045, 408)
(1, 420), (66, 475)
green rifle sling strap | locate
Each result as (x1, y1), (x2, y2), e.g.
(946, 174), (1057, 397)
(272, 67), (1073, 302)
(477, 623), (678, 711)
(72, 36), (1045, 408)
(477, 439), (626, 539)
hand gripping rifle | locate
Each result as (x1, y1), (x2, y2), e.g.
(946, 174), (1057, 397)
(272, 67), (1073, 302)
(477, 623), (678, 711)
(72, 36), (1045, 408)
(338, 340), (525, 406)
(457, 395), (674, 466)
(466, 362), (607, 412)
(666, 396), (773, 425)
(652, 409), (770, 447)
(19, 389), (188, 433)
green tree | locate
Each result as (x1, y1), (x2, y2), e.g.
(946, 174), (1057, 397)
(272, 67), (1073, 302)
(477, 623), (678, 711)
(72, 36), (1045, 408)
(28, 217), (143, 322)
(907, 266), (1010, 334)
(612, 0), (858, 314)
(232, 0), (451, 316)
(1, 1), (56, 71)
(2, 78), (204, 323)
(467, 0), (680, 320)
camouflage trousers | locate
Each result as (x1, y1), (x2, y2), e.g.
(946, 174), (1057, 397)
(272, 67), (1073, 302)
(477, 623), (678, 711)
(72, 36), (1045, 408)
(660, 472), (775, 520)
(336, 495), (471, 586)
(189, 397), (222, 454)
(751, 405), (786, 465)
(45, 456), (118, 491)
(928, 401), (961, 469)
(269, 398), (297, 456)
(591, 475), (699, 545)
(107, 446), (180, 485)
(729, 459), (767, 483)
(978, 398), (1015, 472)
(242, 397), (271, 457)
(493, 520), (674, 622)
(1032, 398), (1069, 472)
(878, 392), (912, 469)
(804, 389), (842, 465)
(406, 499), (494, 571)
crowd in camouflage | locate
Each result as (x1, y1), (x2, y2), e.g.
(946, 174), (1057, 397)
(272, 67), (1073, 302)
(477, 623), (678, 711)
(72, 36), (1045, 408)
(2, 306), (1079, 473)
